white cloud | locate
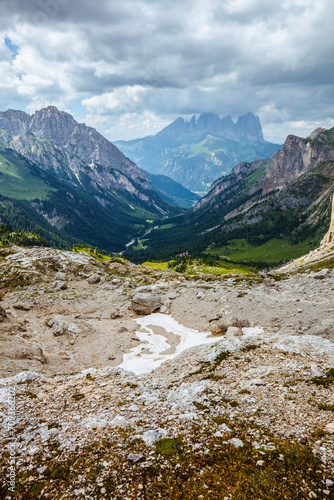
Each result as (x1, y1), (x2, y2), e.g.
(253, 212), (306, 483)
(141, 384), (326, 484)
(0, 0), (333, 140)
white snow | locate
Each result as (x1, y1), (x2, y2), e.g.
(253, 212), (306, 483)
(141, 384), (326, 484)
(119, 313), (223, 375)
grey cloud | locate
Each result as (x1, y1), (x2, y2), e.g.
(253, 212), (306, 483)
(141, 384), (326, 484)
(0, 0), (333, 141)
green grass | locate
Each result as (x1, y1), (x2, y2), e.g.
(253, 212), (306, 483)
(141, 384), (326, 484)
(0, 151), (55, 201)
(142, 261), (169, 270)
(70, 245), (111, 262)
(206, 238), (317, 264)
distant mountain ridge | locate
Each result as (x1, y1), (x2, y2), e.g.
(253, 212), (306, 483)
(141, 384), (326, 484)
(115, 112), (280, 193)
(152, 112), (265, 144)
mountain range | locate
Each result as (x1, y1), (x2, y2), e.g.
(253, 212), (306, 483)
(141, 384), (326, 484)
(115, 112), (281, 193)
(0, 107), (177, 251)
(127, 126), (334, 264)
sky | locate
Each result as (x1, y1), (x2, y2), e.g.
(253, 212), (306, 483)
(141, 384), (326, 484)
(0, 0), (333, 143)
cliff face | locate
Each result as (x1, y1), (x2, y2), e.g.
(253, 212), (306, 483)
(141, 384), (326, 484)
(195, 127), (334, 212)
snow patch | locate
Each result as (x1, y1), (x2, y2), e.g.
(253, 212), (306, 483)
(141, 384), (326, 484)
(119, 313), (223, 375)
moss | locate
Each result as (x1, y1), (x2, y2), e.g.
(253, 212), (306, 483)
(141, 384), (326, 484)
(72, 393), (85, 401)
(48, 422), (62, 430)
(310, 368), (334, 387)
(156, 437), (183, 456)
(241, 344), (261, 352)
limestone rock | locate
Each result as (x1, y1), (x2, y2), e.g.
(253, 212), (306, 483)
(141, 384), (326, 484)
(87, 274), (101, 284)
(0, 306), (7, 322)
(127, 453), (146, 464)
(110, 308), (122, 319)
(225, 326), (243, 339)
(211, 316), (248, 335)
(53, 281), (68, 291)
(131, 293), (162, 315)
(54, 272), (66, 281)
(325, 423), (334, 434)
(13, 302), (33, 311)
(46, 315), (84, 336)
(313, 268), (330, 279)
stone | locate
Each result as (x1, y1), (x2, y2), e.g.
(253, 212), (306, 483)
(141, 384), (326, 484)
(54, 272), (66, 281)
(325, 422), (334, 434)
(228, 438), (244, 448)
(13, 302), (33, 311)
(211, 316), (241, 335)
(110, 308), (122, 319)
(141, 428), (168, 445)
(326, 480), (333, 488)
(46, 315), (83, 336)
(313, 268), (330, 279)
(263, 278), (276, 287)
(225, 326), (243, 339)
(53, 281), (68, 290)
(160, 305), (169, 314)
(131, 293), (162, 315)
(0, 305), (7, 322)
(87, 274), (101, 284)
(256, 460), (265, 466)
(127, 453), (146, 464)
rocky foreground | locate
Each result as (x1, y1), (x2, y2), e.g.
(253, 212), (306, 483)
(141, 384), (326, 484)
(0, 245), (334, 499)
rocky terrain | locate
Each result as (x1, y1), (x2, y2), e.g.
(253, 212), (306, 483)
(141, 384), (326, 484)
(0, 239), (334, 498)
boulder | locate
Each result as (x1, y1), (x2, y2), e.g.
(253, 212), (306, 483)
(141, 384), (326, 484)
(131, 293), (162, 315)
(46, 315), (84, 336)
(325, 422), (334, 434)
(110, 308), (122, 319)
(53, 281), (68, 291)
(127, 453), (146, 464)
(225, 326), (243, 339)
(13, 302), (33, 311)
(54, 272), (66, 281)
(87, 274), (101, 284)
(211, 316), (247, 335)
(313, 268), (330, 279)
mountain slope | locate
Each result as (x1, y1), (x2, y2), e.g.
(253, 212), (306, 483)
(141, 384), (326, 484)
(115, 112), (281, 193)
(0, 106), (172, 214)
(0, 107), (177, 252)
(145, 171), (200, 208)
(128, 127), (334, 263)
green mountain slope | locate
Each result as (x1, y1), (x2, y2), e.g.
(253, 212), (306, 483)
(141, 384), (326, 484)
(125, 127), (334, 265)
(0, 149), (176, 252)
(0, 150), (56, 201)
(145, 171), (200, 208)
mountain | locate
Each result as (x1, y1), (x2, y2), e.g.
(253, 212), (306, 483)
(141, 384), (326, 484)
(0, 107), (176, 252)
(145, 171), (200, 208)
(127, 126), (334, 263)
(115, 112), (281, 193)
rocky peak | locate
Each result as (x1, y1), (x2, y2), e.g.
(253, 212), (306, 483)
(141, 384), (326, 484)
(235, 112), (264, 143)
(29, 106), (77, 147)
(307, 127), (327, 140)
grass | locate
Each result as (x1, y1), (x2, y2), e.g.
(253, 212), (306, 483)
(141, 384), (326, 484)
(310, 368), (334, 388)
(142, 259), (250, 275)
(70, 245), (111, 262)
(0, 151), (56, 201)
(142, 261), (169, 270)
(8, 434), (328, 500)
(206, 237), (318, 264)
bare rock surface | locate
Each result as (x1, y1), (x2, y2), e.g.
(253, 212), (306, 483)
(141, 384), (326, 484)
(0, 245), (334, 498)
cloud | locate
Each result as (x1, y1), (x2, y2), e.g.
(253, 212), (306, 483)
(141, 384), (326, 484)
(0, 0), (333, 141)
